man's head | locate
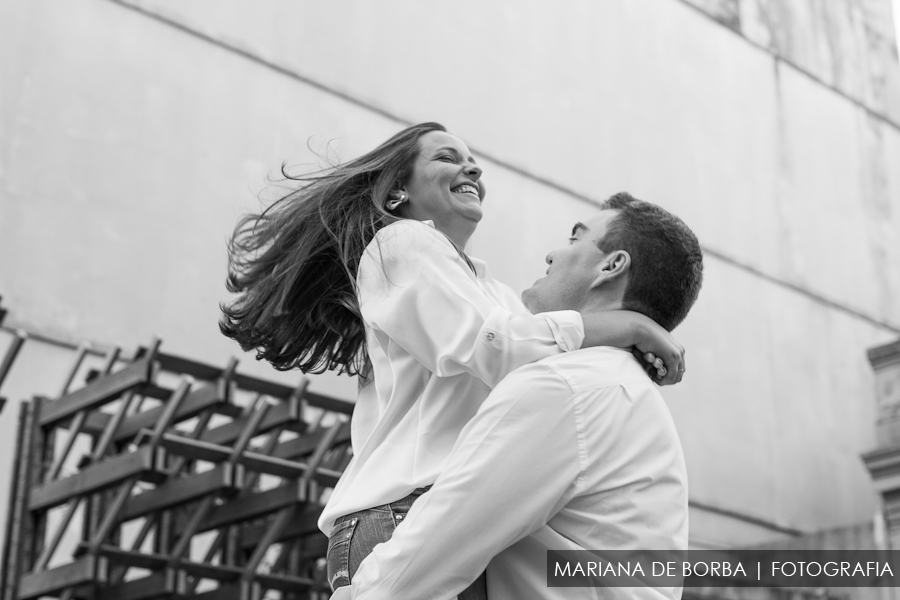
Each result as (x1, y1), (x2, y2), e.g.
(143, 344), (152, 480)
(521, 192), (703, 331)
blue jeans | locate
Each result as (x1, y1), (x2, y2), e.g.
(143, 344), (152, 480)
(327, 486), (488, 598)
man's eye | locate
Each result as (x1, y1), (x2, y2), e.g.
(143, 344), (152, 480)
(568, 237), (577, 243)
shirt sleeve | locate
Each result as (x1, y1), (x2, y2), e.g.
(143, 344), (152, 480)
(357, 221), (584, 389)
(350, 363), (584, 600)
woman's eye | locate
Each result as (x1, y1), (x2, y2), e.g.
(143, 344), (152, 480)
(568, 237), (577, 243)
(438, 155), (455, 163)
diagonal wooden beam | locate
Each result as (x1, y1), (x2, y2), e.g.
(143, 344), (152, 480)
(242, 506), (296, 577)
(191, 585), (242, 600)
(109, 406), (217, 585)
(81, 382), (235, 440)
(57, 343), (91, 398)
(0, 329), (26, 406)
(45, 347), (122, 482)
(298, 421), (345, 501)
(96, 570), (176, 600)
(270, 421), (351, 461)
(156, 430), (345, 482)
(88, 474), (142, 553)
(254, 571), (316, 592)
(118, 463), (239, 523)
(168, 496), (216, 562)
(18, 555), (108, 600)
(199, 481), (304, 533)
(29, 445), (157, 512)
(40, 354), (156, 427)
(240, 505), (323, 550)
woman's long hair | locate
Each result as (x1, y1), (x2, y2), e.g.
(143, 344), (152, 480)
(220, 122), (447, 376)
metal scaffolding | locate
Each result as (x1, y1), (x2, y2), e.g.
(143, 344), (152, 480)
(0, 334), (353, 600)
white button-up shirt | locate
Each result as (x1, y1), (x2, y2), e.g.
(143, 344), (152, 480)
(349, 346), (689, 600)
(319, 220), (585, 535)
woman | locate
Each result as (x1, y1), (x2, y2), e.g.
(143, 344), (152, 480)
(221, 123), (684, 595)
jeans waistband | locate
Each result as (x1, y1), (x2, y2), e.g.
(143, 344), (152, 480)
(334, 485), (433, 525)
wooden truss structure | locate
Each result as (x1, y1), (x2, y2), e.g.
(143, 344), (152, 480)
(0, 335), (353, 600)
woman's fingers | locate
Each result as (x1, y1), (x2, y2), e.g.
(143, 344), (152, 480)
(633, 350), (660, 381)
(660, 346), (685, 386)
(638, 348), (686, 386)
(650, 344), (679, 386)
(675, 353), (686, 383)
(644, 353), (666, 381)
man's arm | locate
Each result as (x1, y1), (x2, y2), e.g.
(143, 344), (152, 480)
(350, 362), (585, 600)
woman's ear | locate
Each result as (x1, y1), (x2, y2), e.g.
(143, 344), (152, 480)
(590, 250), (631, 289)
(386, 187), (409, 211)
(389, 182), (407, 198)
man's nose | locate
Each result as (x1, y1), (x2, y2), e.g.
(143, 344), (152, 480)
(545, 252), (553, 265)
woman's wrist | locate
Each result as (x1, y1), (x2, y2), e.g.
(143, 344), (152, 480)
(580, 309), (645, 349)
(630, 311), (654, 349)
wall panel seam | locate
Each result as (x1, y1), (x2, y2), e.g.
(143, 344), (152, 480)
(101, 0), (900, 335)
(671, 0), (900, 132)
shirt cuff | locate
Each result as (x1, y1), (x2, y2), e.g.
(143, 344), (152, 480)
(539, 310), (585, 351)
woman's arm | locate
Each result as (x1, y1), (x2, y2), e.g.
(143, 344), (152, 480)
(358, 221), (585, 389)
(581, 311), (685, 385)
(361, 221), (683, 388)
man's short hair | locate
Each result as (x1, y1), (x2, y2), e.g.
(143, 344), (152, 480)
(599, 193), (703, 331)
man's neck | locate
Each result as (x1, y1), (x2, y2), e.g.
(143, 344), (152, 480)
(576, 295), (624, 315)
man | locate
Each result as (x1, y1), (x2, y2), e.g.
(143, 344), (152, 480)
(338, 193), (704, 599)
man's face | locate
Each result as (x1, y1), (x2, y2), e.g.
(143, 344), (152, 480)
(522, 210), (621, 313)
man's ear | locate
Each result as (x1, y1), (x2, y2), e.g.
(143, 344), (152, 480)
(590, 250), (631, 289)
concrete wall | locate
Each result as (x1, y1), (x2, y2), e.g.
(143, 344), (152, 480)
(682, 0), (900, 124)
(2, 0), (899, 551)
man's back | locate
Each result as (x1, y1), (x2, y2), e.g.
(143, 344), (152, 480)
(486, 347), (688, 600)
(350, 346), (688, 600)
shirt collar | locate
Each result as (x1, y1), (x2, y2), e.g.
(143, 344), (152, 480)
(469, 256), (488, 278)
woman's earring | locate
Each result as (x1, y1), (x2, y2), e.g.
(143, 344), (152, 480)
(386, 192), (407, 211)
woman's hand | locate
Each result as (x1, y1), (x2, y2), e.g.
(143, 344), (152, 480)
(631, 322), (685, 385)
(580, 310), (685, 385)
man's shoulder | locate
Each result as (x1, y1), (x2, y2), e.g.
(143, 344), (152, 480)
(530, 347), (653, 394)
(494, 348), (657, 413)
(494, 360), (574, 395)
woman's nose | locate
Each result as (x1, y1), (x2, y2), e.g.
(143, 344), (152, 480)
(464, 163), (483, 180)
(545, 253), (553, 265)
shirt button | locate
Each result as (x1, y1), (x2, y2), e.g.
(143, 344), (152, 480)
(396, 514), (404, 521)
(485, 332), (495, 341)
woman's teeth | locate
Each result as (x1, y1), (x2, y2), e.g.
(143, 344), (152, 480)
(452, 184), (478, 196)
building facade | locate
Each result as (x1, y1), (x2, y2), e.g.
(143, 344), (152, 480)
(1, 0), (900, 561)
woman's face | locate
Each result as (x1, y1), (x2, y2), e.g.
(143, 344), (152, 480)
(400, 131), (485, 231)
